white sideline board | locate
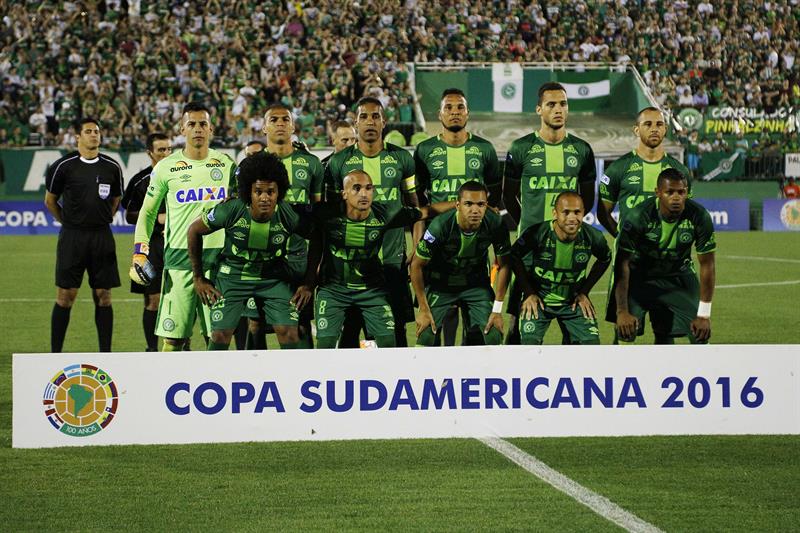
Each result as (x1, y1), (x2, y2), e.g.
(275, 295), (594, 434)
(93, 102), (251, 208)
(12, 345), (800, 448)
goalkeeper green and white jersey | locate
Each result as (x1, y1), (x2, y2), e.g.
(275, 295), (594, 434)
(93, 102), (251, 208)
(134, 149), (236, 270)
(600, 151), (691, 224)
(504, 132), (596, 232)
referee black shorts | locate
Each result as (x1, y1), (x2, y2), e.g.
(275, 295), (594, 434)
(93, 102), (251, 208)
(130, 234), (164, 295)
(56, 226), (121, 290)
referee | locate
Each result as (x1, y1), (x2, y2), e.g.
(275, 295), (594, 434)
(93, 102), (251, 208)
(45, 118), (124, 352)
(121, 133), (171, 351)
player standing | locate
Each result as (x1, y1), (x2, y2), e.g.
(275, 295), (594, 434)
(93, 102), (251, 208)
(324, 97), (421, 347)
(131, 102), (236, 351)
(502, 82), (597, 344)
(121, 133), (172, 351)
(413, 88), (501, 345)
(615, 169), (716, 344)
(45, 118), (124, 352)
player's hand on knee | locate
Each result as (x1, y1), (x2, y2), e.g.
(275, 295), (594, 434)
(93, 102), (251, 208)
(416, 308), (435, 337)
(521, 294), (543, 320)
(130, 244), (156, 286)
(485, 312), (504, 335)
(290, 285), (313, 310)
(192, 275), (221, 306)
(615, 311), (638, 341)
(572, 293), (595, 319)
(691, 317), (711, 342)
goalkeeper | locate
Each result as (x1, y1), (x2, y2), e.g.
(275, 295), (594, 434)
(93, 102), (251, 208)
(131, 102), (236, 351)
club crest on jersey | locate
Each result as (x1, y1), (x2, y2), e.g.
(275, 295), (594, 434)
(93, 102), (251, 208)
(210, 168), (223, 181)
(295, 169), (308, 180)
(567, 156), (578, 168)
(468, 159), (480, 170)
(575, 252), (590, 263)
(176, 186), (227, 203)
(384, 167), (397, 178)
(272, 234), (285, 244)
(368, 230), (380, 241)
(170, 161), (193, 172)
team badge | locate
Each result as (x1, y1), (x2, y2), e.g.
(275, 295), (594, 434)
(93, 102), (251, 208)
(679, 232), (693, 243)
(296, 169), (308, 180)
(575, 252), (590, 263)
(522, 322), (535, 333)
(98, 183), (110, 199)
(567, 156), (578, 168)
(43, 364), (118, 437)
(384, 167), (397, 178)
(368, 230), (380, 241)
(273, 234), (285, 244)
(317, 318), (328, 330)
(212, 310), (224, 322)
(468, 159), (480, 170)
(210, 168), (223, 181)
(162, 318), (175, 332)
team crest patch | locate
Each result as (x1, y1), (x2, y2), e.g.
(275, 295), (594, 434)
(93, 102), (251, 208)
(384, 167), (397, 178)
(679, 232), (693, 243)
(317, 318), (328, 330)
(210, 168), (223, 181)
(162, 318), (175, 332)
(575, 252), (590, 263)
(98, 183), (110, 199)
(296, 169), (308, 180)
(368, 230), (380, 241)
(43, 364), (118, 437)
(567, 156), (578, 168)
(212, 310), (224, 322)
(273, 234), (285, 244)
(522, 322), (535, 333)
(468, 159), (480, 169)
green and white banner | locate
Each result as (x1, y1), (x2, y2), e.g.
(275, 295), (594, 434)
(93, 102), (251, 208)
(701, 151), (745, 181)
(492, 63), (524, 113)
(556, 70), (611, 112)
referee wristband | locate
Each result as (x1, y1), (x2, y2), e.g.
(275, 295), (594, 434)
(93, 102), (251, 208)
(697, 301), (712, 318)
(492, 301), (503, 314)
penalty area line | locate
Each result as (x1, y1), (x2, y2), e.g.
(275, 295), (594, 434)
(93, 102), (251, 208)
(479, 437), (664, 533)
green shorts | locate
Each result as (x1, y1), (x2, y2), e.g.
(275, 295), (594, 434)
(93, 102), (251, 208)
(211, 275), (298, 331)
(156, 268), (212, 339)
(315, 285), (394, 340)
(426, 286), (494, 335)
(241, 256), (311, 322)
(519, 304), (600, 345)
(505, 252), (533, 315)
(627, 274), (700, 338)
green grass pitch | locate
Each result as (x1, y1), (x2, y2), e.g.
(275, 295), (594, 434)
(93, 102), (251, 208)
(1, 231), (798, 530)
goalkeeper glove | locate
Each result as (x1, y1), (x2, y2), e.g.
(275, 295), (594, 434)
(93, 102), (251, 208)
(130, 243), (156, 286)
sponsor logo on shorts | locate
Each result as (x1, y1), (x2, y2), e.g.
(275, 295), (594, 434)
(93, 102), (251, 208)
(163, 318), (175, 332)
(43, 364), (118, 437)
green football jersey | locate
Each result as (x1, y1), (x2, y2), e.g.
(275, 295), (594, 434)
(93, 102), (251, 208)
(315, 202), (422, 290)
(504, 132), (596, 231)
(416, 209), (510, 291)
(324, 143), (416, 265)
(414, 133), (500, 203)
(202, 199), (310, 281)
(135, 149), (236, 270)
(511, 222), (611, 306)
(600, 151), (691, 223)
(277, 149), (324, 260)
(618, 197), (716, 279)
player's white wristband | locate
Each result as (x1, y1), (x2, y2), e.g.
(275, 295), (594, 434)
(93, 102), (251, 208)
(492, 301), (503, 314)
(697, 301), (712, 318)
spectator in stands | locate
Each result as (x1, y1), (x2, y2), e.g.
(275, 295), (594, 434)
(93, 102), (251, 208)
(712, 132), (730, 152)
(783, 177), (800, 199)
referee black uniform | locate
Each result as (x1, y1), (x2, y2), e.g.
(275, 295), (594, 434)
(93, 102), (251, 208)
(46, 152), (124, 351)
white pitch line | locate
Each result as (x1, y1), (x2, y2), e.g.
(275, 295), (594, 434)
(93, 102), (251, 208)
(1, 298), (143, 303)
(717, 280), (800, 289)
(479, 437), (664, 533)
(721, 255), (800, 264)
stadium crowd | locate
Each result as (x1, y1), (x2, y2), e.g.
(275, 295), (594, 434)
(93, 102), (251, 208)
(0, 1), (798, 154)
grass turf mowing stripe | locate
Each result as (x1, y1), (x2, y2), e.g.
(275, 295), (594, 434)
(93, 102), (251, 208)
(479, 437), (664, 533)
